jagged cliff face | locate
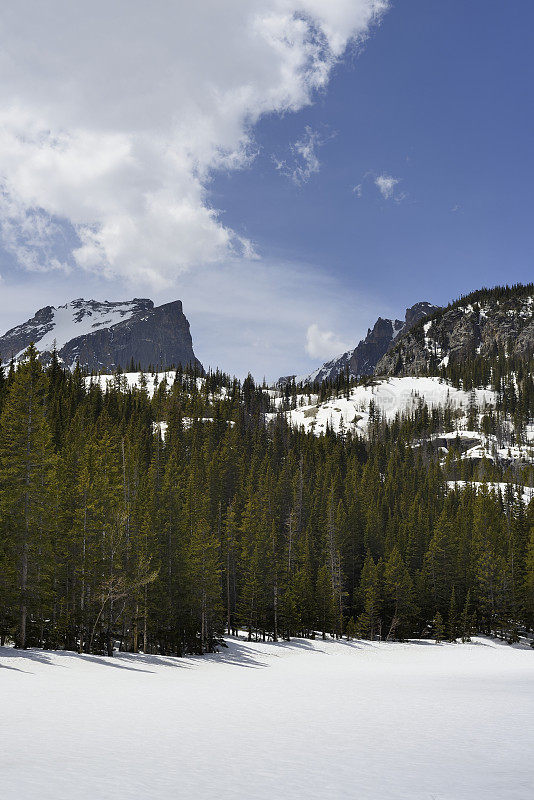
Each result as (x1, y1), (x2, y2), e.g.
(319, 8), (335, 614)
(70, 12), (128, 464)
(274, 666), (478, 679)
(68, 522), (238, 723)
(287, 301), (439, 385)
(0, 298), (203, 373)
(376, 291), (534, 376)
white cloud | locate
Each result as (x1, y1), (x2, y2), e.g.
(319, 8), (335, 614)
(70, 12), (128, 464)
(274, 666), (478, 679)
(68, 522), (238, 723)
(353, 170), (405, 202)
(305, 323), (351, 361)
(275, 125), (334, 185)
(0, 1), (388, 286)
(374, 174), (399, 200)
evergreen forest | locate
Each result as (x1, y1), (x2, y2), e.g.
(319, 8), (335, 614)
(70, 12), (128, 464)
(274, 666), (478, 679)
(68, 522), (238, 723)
(0, 344), (533, 656)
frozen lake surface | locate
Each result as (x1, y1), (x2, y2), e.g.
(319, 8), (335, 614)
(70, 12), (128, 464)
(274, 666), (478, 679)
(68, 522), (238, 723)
(1, 635), (532, 800)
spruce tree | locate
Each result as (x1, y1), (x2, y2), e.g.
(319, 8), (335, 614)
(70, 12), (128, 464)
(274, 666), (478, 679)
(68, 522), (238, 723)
(345, 616), (356, 641)
(447, 587), (459, 642)
(433, 611), (445, 643)
(315, 565), (335, 639)
(461, 590), (472, 642)
(357, 553), (382, 640)
(384, 547), (417, 640)
(0, 346), (56, 647)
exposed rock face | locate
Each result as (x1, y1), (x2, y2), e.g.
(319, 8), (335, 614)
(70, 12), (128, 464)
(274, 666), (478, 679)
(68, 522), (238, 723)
(0, 298), (203, 373)
(285, 301), (439, 385)
(376, 290), (534, 376)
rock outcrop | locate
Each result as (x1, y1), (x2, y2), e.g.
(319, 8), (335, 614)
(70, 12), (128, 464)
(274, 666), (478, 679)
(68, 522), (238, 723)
(284, 301), (439, 385)
(376, 286), (534, 376)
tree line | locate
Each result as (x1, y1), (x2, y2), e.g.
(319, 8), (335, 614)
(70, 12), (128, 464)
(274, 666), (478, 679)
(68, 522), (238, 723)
(0, 346), (533, 655)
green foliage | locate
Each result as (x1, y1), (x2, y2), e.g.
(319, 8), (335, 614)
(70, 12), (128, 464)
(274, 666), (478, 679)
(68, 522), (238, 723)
(433, 611), (445, 643)
(0, 349), (532, 656)
(345, 616), (356, 640)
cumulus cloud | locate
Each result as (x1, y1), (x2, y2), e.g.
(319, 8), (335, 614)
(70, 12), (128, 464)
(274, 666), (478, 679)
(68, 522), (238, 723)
(0, 0), (388, 286)
(305, 323), (351, 360)
(374, 174), (399, 200)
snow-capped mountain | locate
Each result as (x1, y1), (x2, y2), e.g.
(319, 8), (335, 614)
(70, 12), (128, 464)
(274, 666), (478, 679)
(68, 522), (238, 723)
(0, 298), (202, 373)
(376, 285), (534, 376)
(280, 301), (439, 386)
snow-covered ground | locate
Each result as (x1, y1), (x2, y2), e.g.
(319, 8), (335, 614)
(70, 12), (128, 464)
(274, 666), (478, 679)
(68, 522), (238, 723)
(272, 377), (495, 437)
(1, 636), (532, 800)
(447, 480), (534, 505)
(429, 427), (534, 464)
(87, 369), (179, 395)
(86, 370), (209, 397)
(273, 379), (534, 465)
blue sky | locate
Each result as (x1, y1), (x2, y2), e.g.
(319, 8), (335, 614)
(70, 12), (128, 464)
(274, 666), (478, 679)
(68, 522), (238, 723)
(212, 0), (534, 309)
(0, 1), (532, 379)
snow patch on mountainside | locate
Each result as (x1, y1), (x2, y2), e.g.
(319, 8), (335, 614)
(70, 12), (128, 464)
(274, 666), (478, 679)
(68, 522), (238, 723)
(447, 481), (534, 505)
(272, 377), (496, 437)
(2, 299), (144, 364)
(378, 291), (534, 376)
(29, 302), (139, 355)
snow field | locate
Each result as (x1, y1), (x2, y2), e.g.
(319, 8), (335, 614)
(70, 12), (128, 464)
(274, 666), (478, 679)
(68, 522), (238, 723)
(86, 370), (206, 397)
(447, 481), (534, 505)
(12, 300), (141, 363)
(277, 377), (495, 436)
(1, 635), (533, 800)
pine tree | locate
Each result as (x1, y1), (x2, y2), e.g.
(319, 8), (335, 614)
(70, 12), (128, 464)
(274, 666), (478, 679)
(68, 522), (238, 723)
(525, 524), (534, 631)
(186, 499), (223, 654)
(315, 565), (335, 639)
(461, 590), (472, 642)
(433, 611), (445, 643)
(0, 346), (56, 648)
(357, 553), (382, 640)
(384, 547), (417, 640)
(345, 616), (356, 641)
(447, 587), (459, 642)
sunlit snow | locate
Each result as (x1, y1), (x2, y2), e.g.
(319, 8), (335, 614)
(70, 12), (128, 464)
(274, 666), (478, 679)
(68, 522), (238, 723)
(273, 377), (495, 436)
(1, 635), (532, 800)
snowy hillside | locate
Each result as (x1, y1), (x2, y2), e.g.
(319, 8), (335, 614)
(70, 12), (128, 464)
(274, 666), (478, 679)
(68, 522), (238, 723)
(1, 635), (532, 800)
(447, 481), (534, 505)
(273, 376), (496, 435)
(88, 371), (534, 465)
(86, 369), (186, 396)
(273, 376), (534, 468)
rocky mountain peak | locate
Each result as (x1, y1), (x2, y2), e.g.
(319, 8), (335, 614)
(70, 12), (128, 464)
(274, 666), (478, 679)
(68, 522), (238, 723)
(376, 284), (534, 376)
(0, 298), (202, 373)
(283, 300), (440, 386)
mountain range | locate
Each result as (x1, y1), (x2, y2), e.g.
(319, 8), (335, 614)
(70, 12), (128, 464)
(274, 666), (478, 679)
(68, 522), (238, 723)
(279, 301), (439, 386)
(376, 284), (534, 376)
(1, 285), (533, 381)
